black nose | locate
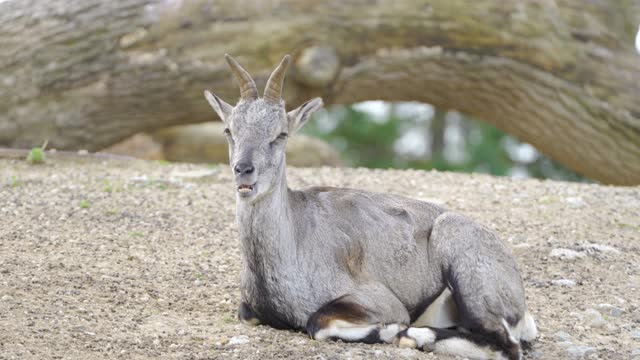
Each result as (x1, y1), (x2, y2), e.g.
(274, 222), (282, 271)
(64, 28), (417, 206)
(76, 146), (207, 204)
(234, 162), (255, 175)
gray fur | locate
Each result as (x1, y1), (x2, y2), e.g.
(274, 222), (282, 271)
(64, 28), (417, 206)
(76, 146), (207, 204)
(204, 55), (534, 358)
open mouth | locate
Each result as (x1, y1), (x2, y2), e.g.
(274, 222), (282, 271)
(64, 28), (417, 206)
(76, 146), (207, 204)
(237, 183), (255, 195)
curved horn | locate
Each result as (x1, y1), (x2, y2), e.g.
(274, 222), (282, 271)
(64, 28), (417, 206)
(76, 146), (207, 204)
(225, 54), (258, 100)
(263, 55), (291, 104)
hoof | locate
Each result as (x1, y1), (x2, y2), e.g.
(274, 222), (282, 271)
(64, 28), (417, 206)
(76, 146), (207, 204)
(395, 335), (418, 349)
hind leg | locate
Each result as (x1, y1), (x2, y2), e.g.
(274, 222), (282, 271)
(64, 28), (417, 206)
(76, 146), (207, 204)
(306, 283), (409, 344)
(417, 212), (534, 359)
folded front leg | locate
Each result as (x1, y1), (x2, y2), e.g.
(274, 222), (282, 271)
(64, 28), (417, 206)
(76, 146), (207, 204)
(306, 284), (410, 344)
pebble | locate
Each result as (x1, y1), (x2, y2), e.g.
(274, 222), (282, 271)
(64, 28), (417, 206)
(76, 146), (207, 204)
(553, 331), (572, 342)
(573, 325), (585, 333)
(550, 248), (585, 260)
(597, 303), (624, 317)
(631, 329), (640, 339)
(228, 335), (250, 345)
(1, 294), (13, 301)
(513, 243), (532, 250)
(397, 348), (418, 358)
(170, 169), (218, 179)
(581, 243), (620, 254)
(530, 349), (544, 359)
(632, 348), (640, 358)
(582, 309), (606, 328)
(552, 279), (576, 287)
(565, 197), (586, 208)
(566, 345), (596, 358)
(508, 234), (527, 244)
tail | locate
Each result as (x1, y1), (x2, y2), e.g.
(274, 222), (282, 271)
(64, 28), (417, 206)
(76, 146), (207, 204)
(395, 313), (537, 360)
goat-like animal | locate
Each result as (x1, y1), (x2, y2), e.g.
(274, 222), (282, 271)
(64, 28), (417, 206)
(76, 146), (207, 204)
(204, 54), (537, 360)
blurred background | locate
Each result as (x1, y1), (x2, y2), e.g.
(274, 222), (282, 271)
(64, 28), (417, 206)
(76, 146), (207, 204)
(2, 0), (639, 185)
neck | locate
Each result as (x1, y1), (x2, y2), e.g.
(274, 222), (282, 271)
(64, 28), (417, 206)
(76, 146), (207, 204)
(236, 169), (295, 268)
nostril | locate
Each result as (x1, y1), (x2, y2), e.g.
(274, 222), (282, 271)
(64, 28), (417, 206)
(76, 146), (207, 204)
(234, 163), (254, 175)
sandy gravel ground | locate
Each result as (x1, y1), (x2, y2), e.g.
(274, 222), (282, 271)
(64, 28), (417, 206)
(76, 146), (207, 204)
(0, 157), (639, 360)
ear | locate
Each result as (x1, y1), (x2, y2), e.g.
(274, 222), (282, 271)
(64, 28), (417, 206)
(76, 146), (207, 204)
(204, 90), (234, 124)
(287, 98), (323, 134)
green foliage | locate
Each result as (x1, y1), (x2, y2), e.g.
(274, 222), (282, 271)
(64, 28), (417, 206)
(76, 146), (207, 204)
(304, 107), (401, 168)
(79, 199), (90, 209)
(9, 176), (21, 188)
(26, 147), (45, 164)
(304, 104), (588, 182)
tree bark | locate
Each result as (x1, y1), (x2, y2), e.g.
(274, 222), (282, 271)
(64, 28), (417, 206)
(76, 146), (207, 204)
(1, 0), (639, 184)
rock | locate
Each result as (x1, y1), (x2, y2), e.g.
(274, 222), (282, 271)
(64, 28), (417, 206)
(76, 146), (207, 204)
(1, 294), (14, 301)
(565, 197), (586, 208)
(170, 169), (218, 180)
(597, 303), (624, 317)
(631, 348), (640, 358)
(581, 243), (620, 254)
(606, 323), (619, 333)
(513, 243), (532, 250)
(550, 248), (586, 260)
(573, 325), (585, 333)
(228, 335), (250, 345)
(530, 349), (544, 359)
(552, 279), (577, 287)
(102, 133), (164, 160)
(582, 309), (606, 328)
(508, 234), (527, 244)
(566, 345), (597, 358)
(630, 329), (640, 339)
(553, 331), (572, 342)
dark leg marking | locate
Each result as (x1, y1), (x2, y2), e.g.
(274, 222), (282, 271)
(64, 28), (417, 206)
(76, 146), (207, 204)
(307, 295), (405, 344)
(238, 302), (261, 325)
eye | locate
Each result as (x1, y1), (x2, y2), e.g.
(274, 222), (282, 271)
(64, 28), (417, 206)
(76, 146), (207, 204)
(223, 128), (231, 136)
(269, 132), (288, 146)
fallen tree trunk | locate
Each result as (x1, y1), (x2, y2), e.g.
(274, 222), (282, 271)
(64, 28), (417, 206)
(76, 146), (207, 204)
(1, 0), (639, 184)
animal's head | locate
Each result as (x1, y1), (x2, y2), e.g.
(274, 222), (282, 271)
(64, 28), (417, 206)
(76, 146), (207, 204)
(204, 54), (323, 202)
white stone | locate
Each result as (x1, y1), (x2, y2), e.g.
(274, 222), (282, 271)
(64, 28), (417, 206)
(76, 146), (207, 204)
(550, 248), (585, 260)
(170, 169), (218, 179)
(552, 279), (577, 287)
(581, 243), (620, 254)
(597, 303), (624, 317)
(553, 331), (572, 342)
(566, 345), (596, 358)
(582, 309), (606, 328)
(565, 197), (586, 208)
(513, 243), (532, 249)
(228, 335), (250, 345)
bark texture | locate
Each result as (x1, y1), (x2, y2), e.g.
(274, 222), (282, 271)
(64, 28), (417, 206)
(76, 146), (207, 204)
(1, 0), (639, 184)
